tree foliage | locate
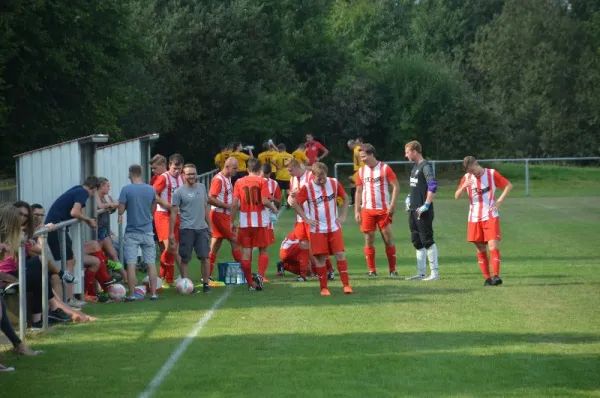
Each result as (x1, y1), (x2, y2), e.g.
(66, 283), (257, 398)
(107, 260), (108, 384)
(0, 0), (598, 173)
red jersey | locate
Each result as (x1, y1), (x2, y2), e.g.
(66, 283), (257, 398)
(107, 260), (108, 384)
(264, 177), (281, 230)
(233, 175), (272, 228)
(150, 174), (158, 186)
(459, 168), (509, 222)
(295, 177), (345, 234)
(304, 141), (327, 166)
(356, 162), (397, 211)
(153, 172), (184, 213)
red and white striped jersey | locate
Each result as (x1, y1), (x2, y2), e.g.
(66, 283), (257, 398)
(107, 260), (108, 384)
(459, 168), (509, 222)
(209, 173), (233, 215)
(264, 177), (281, 230)
(233, 176), (271, 228)
(295, 177), (346, 234)
(290, 170), (314, 223)
(356, 162), (397, 211)
(153, 172), (184, 213)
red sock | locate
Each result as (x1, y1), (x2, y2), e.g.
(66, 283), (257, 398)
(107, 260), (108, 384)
(161, 249), (174, 266)
(385, 245), (396, 272)
(490, 249), (501, 277)
(166, 264), (175, 284)
(85, 269), (97, 295)
(95, 262), (111, 293)
(325, 257), (333, 272)
(477, 252), (490, 279)
(364, 246), (376, 272)
(310, 261), (317, 275)
(258, 253), (269, 277)
(232, 249), (242, 263)
(209, 252), (217, 276)
(283, 262), (300, 275)
(316, 267), (328, 290)
(241, 260), (253, 286)
(298, 249), (309, 278)
(337, 259), (350, 286)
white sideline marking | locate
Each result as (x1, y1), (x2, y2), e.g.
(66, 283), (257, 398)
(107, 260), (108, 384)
(139, 287), (232, 398)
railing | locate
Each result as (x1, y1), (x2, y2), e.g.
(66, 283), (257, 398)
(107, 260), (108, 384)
(196, 168), (219, 187)
(16, 207), (111, 339)
(334, 157), (600, 197)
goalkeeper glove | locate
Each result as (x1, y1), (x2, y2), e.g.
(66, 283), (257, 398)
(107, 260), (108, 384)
(418, 202), (431, 213)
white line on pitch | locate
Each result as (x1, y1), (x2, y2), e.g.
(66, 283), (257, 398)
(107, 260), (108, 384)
(139, 287), (232, 398)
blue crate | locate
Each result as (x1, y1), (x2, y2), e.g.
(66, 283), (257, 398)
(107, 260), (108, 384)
(217, 262), (246, 285)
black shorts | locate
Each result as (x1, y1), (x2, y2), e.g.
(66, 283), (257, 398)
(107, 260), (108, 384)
(47, 230), (74, 262)
(277, 180), (290, 190)
(408, 208), (435, 249)
(179, 229), (210, 262)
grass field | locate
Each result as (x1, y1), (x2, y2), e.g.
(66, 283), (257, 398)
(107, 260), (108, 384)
(2, 171), (600, 397)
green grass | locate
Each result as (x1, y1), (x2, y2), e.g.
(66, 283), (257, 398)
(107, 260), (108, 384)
(2, 194), (600, 397)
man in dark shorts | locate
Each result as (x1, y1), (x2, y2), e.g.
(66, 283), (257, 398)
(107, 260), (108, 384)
(170, 164), (212, 293)
(404, 141), (439, 281)
(46, 176), (102, 307)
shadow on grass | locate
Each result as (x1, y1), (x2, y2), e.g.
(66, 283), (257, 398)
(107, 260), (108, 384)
(2, 331), (600, 397)
(435, 256), (599, 265)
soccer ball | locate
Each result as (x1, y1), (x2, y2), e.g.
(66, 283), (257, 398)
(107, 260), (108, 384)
(176, 278), (194, 295)
(142, 276), (164, 293)
(134, 286), (147, 299)
(108, 284), (126, 300)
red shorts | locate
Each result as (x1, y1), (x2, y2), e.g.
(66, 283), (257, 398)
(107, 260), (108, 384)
(293, 221), (310, 241)
(360, 209), (392, 232)
(237, 227), (271, 248)
(154, 211), (179, 242)
(280, 246), (301, 265)
(468, 217), (501, 243)
(210, 211), (233, 240)
(269, 228), (275, 245)
(309, 229), (344, 256)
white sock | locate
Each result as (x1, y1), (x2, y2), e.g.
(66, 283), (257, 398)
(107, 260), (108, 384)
(427, 244), (439, 275)
(416, 248), (426, 275)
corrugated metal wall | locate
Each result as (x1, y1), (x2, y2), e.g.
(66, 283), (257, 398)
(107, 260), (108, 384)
(96, 140), (143, 230)
(17, 141), (82, 210)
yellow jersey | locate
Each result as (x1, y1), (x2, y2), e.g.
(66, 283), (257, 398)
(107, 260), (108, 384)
(272, 151), (294, 181)
(292, 149), (308, 165)
(257, 150), (278, 173)
(353, 145), (364, 171)
(214, 152), (223, 168)
(229, 151), (250, 172)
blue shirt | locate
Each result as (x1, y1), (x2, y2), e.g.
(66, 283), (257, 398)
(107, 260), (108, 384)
(46, 186), (90, 224)
(119, 183), (156, 234)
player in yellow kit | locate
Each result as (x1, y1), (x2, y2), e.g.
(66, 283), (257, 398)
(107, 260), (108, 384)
(292, 143), (309, 166)
(272, 143), (294, 207)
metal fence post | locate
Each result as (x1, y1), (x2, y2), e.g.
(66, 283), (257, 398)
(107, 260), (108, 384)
(334, 163), (339, 182)
(59, 227), (68, 302)
(432, 161), (436, 176)
(18, 245), (27, 339)
(73, 222), (83, 295)
(93, 205), (99, 241)
(525, 159), (530, 197)
(118, 221), (124, 264)
(40, 234), (49, 330)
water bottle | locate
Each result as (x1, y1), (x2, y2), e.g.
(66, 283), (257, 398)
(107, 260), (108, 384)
(405, 195), (411, 212)
(270, 211), (277, 224)
(236, 266), (243, 284)
(225, 266), (231, 284)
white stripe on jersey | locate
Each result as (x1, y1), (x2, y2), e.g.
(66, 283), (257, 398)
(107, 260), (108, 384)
(291, 170), (313, 223)
(210, 173), (233, 215)
(305, 178), (339, 234)
(265, 178), (278, 230)
(157, 172), (184, 212)
(358, 162), (392, 211)
(465, 168), (499, 222)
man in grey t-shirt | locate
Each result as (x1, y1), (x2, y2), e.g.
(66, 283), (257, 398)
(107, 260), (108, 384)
(170, 163), (212, 293)
(118, 164), (160, 300)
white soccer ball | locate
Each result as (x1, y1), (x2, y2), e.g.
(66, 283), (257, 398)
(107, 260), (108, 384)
(175, 278), (194, 295)
(108, 284), (126, 300)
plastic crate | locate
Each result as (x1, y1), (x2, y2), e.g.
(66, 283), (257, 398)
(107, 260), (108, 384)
(217, 262), (246, 285)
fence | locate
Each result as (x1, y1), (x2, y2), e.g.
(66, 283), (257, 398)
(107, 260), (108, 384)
(14, 170), (220, 339)
(334, 157), (600, 197)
